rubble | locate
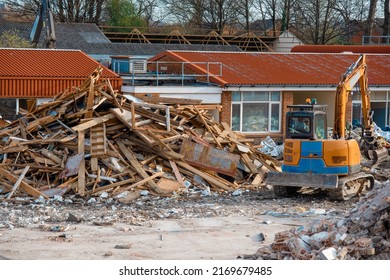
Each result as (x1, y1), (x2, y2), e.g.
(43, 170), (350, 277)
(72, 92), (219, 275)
(0, 67), (279, 202)
(247, 180), (390, 260)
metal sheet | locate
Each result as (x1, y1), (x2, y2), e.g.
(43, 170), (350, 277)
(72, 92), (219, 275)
(266, 171), (338, 189)
(179, 139), (240, 177)
(59, 153), (84, 179)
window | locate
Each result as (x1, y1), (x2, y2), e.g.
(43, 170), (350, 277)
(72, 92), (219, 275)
(352, 91), (390, 130)
(0, 99), (17, 120)
(231, 91), (281, 133)
(288, 116), (311, 134)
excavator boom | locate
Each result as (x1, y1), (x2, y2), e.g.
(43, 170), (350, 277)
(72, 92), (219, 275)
(333, 54), (387, 163)
(29, 0), (56, 49)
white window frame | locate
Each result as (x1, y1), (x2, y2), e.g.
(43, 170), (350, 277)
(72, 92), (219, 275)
(352, 90), (389, 128)
(231, 91), (282, 133)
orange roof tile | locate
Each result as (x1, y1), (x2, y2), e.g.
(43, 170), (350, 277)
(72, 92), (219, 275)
(150, 51), (390, 87)
(0, 48), (122, 98)
(291, 45), (390, 54)
(0, 48), (119, 78)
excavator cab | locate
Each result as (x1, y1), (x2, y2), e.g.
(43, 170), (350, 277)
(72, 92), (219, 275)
(266, 55), (388, 201)
(286, 104), (327, 140)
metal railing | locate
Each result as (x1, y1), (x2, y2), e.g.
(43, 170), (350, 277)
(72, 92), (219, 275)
(112, 60), (223, 86)
(362, 35), (390, 45)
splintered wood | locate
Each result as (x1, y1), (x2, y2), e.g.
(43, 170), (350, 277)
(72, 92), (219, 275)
(0, 67), (280, 201)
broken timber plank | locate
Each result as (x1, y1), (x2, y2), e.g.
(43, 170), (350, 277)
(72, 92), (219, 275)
(71, 113), (115, 132)
(85, 77), (95, 118)
(240, 153), (259, 174)
(78, 130), (86, 196)
(110, 108), (136, 131)
(116, 141), (163, 194)
(221, 122), (239, 152)
(176, 161), (234, 191)
(6, 166), (30, 200)
(169, 160), (185, 187)
(90, 124), (107, 172)
(0, 167), (48, 199)
(86, 177), (136, 195)
(119, 171), (164, 192)
(194, 107), (222, 149)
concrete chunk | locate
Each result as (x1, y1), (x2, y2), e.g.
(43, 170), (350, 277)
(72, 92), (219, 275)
(319, 247), (337, 260)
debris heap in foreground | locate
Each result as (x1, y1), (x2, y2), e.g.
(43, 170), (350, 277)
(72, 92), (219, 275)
(249, 180), (390, 260)
(0, 67), (279, 201)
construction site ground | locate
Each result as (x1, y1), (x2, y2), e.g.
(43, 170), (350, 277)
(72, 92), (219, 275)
(0, 188), (356, 260)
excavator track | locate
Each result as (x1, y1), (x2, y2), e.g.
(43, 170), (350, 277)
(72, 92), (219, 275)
(327, 172), (374, 201)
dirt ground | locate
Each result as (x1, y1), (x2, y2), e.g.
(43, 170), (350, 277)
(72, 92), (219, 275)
(0, 189), (355, 260)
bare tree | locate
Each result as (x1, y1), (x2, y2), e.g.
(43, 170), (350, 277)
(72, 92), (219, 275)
(133, 0), (165, 29)
(235, 0), (255, 31)
(381, 0), (390, 43)
(5, 0), (107, 23)
(281, 0), (296, 31)
(331, 0), (369, 44)
(202, 0), (239, 34)
(290, 0), (345, 44)
(364, 0), (378, 43)
(252, 0), (297, 36)
(161, 0), (205, 30)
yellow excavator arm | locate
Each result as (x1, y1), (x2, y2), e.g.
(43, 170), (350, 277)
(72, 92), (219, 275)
(333, 54), (386, 162)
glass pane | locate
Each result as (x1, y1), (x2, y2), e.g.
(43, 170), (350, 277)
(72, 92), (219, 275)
(231, 104), (241, 131)
(271, 104), (280, 131)
(314, 114), (326, 139)
(370, 91), (386, 101)
(388, 102), (390, 129)
(242, 103), (268, 132)
(351, 91), (360, 101)
(231, 91), (241, 102)
(352, 103), (362, 128)
(289, 116), (311, 134)
(371, 102), (386, 129)
(271, 91), (280, 101)
(0, 99), (17, 120)
(243, 91), (269, 101)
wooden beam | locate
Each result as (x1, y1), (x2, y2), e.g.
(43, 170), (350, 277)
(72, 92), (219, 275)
(169, 160), (185, 187)
(194, 107), (222, 149)
(6, 166), (30, 200)
(0, 167), (48, 199)
(116, 141), (163, 193)
(86, 177), (136, 195)
(71, 113), (115, 132)
(77, 130), (86, 196)
(176, 161), (234, 191)
(119, 171), (164, 192)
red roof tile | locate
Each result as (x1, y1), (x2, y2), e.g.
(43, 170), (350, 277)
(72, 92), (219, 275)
(0, 48), (119, 78)
(291, 45), (390, 54)
(0, 48), (122, 98)
(150, 51), (390, 87)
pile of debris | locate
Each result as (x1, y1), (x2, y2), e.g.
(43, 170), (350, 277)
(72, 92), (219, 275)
(0, 67), (279, 202)
(246, 180), (390, 260)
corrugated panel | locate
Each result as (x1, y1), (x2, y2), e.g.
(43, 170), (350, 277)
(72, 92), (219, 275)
(0, 48), (120, 79)
(153, 51), (390, 87)
(0, 77), (122, 98)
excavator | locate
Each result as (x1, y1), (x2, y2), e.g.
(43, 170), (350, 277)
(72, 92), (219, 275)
(29, 0), (56, 48)
(265, 54), (388, 200)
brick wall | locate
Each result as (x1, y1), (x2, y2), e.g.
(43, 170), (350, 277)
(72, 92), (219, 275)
(220, 91), (231, 124)
(282, 91), (294, 139)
